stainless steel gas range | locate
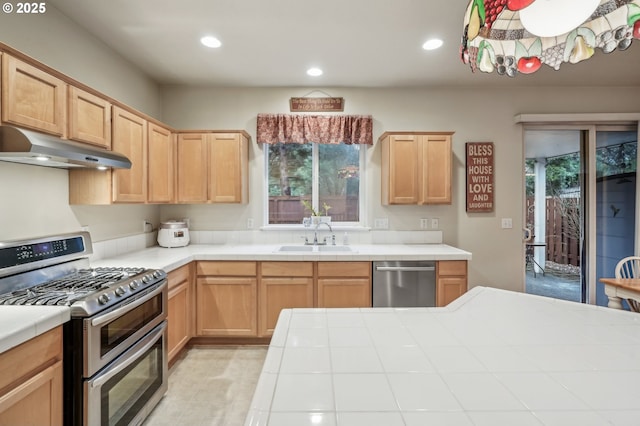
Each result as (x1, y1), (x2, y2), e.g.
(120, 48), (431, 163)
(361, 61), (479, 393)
(0, 232), (168, 426)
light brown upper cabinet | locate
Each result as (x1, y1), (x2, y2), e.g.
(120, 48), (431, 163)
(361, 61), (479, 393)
(111, 106), (147, 203)
(177, 131), (249, 204)
(380, 132), (453, 205)
(147, 122), (175, 203)
(1, 54), (66, 136)
(68, 85), (111, 149)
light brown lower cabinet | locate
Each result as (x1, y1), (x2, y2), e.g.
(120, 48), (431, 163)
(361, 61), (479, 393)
(196, 262), (258, 337)
(0, 326), (63, 426)
(317, 262), (372, 308)
(436, 260), (468, 306)
(259, 262), (314, 337)
(167, 264), (193, 364)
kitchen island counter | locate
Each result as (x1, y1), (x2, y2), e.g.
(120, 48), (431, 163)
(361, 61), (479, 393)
(245, 286), (640, 426)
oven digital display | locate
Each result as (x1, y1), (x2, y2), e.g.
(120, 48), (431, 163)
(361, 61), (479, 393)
(0, 236), (86, 269)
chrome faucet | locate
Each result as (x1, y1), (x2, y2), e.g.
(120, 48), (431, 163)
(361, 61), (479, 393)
(311, 221), (335, 245)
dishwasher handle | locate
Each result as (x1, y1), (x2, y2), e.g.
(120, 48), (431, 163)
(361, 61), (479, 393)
(375, 266), (435, 272)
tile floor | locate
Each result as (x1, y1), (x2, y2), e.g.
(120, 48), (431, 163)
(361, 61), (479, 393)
(144, 346), (268, 426)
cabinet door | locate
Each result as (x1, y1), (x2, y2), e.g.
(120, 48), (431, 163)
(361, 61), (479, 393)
(317, 262), (372, 308)
(0, 361), (63, 426)
(384, 135), (419, 204)
(196, 277), (257, 336)
(420, 134), (451, 204)
(436, 277), (466, 307)
(436, 260), (467, 307)
(168, 279), (191, 363)
(259, 277), (313, 336)
(112, 106), (147, 202)
(1, 54), (66, 136)
(148, 123), (175, 203)
(317, 278), (372, 308)
(208, 133), (248, 203)
(177, 133), (208, 203)
(68, 86), (111, 148)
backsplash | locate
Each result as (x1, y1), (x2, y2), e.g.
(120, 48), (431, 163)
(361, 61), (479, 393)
(89, 230), (443, 261)
(90, 232), (158, 262)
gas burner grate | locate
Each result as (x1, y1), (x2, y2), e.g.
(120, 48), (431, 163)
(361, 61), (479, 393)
(0, 266), (147, 306)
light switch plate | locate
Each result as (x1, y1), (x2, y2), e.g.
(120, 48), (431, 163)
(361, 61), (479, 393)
(501, 218), (513, 229)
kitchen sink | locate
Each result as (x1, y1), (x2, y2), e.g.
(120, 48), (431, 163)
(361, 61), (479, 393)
(277, 245), (352, 252)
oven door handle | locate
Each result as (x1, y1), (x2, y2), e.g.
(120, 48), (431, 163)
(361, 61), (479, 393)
(91, 321), (166, 389)
(91, 281), (166, 327)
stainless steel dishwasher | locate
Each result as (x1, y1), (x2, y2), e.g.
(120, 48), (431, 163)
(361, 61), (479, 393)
(372, 261), (436, 307)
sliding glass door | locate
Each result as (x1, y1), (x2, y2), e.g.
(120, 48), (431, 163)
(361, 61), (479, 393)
(524, 125), (638, 306)
(595, 128), (637, 307)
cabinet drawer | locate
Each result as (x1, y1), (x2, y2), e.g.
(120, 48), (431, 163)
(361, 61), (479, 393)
(317, 262), (371, 278)
(167, 264), (190, 290)
(197, 261), (256, 276)
(438, 260), (467, 276)
(261, 262), (313, 277)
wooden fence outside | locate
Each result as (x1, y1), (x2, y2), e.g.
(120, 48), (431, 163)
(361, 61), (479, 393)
(526, 197), (581, 267)
(269, 196), (359, 224)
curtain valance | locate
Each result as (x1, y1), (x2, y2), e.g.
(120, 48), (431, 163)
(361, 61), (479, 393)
(256, 113), (373, 145)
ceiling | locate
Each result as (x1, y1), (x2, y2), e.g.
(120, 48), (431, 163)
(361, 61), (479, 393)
(47, 0), (640, 88)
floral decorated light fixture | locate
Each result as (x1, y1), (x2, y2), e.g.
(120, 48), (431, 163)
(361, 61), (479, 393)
(461, 0), (640, 76)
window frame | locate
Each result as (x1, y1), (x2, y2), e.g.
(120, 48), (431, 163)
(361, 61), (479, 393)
(263, 142), (367, 229)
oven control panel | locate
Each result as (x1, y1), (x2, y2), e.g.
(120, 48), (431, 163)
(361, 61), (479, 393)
(0, 236), (86, 269)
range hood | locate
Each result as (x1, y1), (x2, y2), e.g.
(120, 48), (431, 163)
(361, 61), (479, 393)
(0, 126), (131, 169)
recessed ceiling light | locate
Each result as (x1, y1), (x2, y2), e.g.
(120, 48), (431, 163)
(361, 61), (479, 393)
(200, 36), (222, 48)
(422, 38), (443, 50)
(307, 67), (323, 77)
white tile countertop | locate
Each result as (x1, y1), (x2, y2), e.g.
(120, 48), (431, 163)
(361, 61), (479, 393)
(245, 286), (640, 426)
(0, 306), (69, 353)
(0, 243), (470, 355)
(91, 243), (472, 271)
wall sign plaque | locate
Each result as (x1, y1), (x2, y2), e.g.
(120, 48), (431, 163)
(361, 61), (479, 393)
(290, 97), (344, 112)
(466, 142), (494, 212)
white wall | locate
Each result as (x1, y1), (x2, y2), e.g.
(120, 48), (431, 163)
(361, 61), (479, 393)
(0, 4), (162, 242)
(160, 85), (640, 292)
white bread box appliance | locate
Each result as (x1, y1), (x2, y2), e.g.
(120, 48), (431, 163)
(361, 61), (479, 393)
(157, 220), (190, 248)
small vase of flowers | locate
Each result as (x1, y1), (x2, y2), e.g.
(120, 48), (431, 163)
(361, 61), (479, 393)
(301, 200), (331, 226)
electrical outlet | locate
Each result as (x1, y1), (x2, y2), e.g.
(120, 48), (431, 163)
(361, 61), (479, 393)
(501, 218), (513, 229)
(247, 218), (254, 229)
(420, 218), (429, 229)
(374, 218), (389, 229)
(431, 218), (439, 229)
